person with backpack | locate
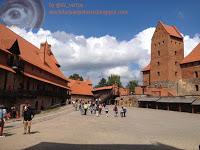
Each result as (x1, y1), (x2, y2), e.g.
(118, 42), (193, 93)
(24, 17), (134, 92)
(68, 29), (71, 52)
(23, 104), (35, 134)
(0, 105), (6, 137)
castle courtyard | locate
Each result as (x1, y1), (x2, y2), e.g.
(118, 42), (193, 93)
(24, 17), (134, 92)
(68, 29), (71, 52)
(0, 105), (200, 150)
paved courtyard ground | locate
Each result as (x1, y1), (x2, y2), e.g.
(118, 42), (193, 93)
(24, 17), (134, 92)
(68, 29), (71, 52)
(0, 105), (200, 150)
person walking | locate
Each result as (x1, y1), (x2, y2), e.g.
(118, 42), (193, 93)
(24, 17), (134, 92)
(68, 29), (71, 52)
(0, 105), (6, 137)
(123, 107), (127, 117)
(99, 104), (103, 115)
(11, 106), (17, 118)
(96, 104), (99, 117)
(89, 103), (93, 114)
(113, 105), (118, 117)
(120, 107), (124, 118)
(23, 105), (35, 134)
(83, 103), (88, 115)
(74, 100), (78, 111)
(105, 106), (109, 117)
(80, 102), (84, 115)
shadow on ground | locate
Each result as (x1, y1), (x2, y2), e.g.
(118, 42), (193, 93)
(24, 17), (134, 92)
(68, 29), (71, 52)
(4, 125), (14, 128)
(24, 142), (183, 150)
(29, 131), (40, 135)
(4, 132), (15, 137)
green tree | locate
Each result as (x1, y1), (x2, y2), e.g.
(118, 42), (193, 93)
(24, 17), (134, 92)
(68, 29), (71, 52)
(107, 74), (122, 87)
(126, 80), (138, 93)
(69, 73), (84, 81)
(95, 78), (107, 88)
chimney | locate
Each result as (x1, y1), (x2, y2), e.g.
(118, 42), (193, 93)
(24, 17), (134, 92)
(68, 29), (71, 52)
(40, 41), (52, 63)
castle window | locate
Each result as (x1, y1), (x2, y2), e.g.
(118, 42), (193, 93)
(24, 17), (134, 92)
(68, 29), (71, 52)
(195, 71), (198, 78)
(158, 50), (160, 56)
(195, 85), (199, 91)
(157, 72), (160, 76)
(159, 42), (160, 45)
(163, 41), (164, 44)
(175, 61), (178, 65)
(157, 61), (160, 66)
(175, 51), (177, 55)
(175, 72), (177, 76)
(155, 44), (156, 47)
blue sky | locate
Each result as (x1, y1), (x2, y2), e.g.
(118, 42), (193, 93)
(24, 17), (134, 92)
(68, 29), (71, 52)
(1, 0), (200, 85)
(43, 0), (200, 40)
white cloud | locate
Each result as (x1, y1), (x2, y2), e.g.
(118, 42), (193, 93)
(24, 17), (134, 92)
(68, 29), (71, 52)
(184, 34), (200, 56)
(9, 26), (200, 86)
(104, 66), (141, 84)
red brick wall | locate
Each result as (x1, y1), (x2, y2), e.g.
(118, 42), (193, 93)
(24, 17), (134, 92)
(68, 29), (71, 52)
(181, 63), (200, 79)
(150, 23), (184, 85)
(143, 71), (150, 86)
(119, 87), (129, 96)
(178, 63), (200, 96)
(24, 62), (67, 88)
(135, 87), (144, 95)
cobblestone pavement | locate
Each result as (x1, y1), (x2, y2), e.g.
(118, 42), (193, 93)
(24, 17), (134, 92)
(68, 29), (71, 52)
(0, 105), (200, 150)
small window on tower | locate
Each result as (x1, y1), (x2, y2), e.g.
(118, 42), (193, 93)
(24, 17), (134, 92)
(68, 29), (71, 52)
(158, 51), (160, 56)
(175, 51), (177, 55)
(155, 44), (156, 47)
(175, 61), (178, 65)
(157, 72), (160, 76)
(157, 62), (160, 66)
(195, 71), (198, 78)
(175, 72), (177, 76)
(163, 41), (164, 44)
(195, 85), (199, 91)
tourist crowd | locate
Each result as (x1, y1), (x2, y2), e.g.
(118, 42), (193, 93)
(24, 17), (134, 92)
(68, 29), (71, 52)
(72, 100), (127, 117)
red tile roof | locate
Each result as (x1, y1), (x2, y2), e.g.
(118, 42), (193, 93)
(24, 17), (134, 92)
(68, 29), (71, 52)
(93, 86), (113, 91)
(69, 79), (93, 96)
(181, 43), (200, 64)
(0, 24), (68, 84)
(159, 21), (183, 39)
(142, 64), (150, 72)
